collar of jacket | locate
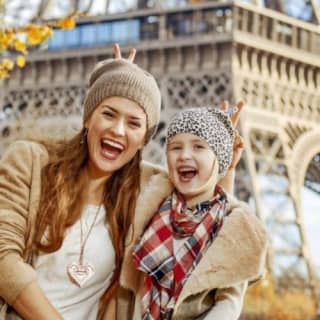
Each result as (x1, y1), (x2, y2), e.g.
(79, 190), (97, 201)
(120, 171), (268, 303)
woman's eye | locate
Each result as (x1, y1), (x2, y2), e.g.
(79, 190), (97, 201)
(103, 111), (114, 118)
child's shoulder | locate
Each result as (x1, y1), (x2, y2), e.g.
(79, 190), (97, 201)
(225, 193), (267, 247)
(225, 193), (252, 215)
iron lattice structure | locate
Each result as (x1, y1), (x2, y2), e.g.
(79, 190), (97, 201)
(1, 0), (320, 303)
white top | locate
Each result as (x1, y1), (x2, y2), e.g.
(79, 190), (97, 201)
(34, 205), (116, 320)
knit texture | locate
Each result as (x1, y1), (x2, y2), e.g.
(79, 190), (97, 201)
(83, 59), (161, 139)
(166, 107), (234, 177)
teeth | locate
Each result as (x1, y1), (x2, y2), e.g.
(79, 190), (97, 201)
(102, 139), (124, 151)
(178, 166), (196, 173)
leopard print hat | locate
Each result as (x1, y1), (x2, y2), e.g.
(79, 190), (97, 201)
(166, 107), (234, 177)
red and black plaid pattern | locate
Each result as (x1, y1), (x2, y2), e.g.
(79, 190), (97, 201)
(132, 187), (227, 320)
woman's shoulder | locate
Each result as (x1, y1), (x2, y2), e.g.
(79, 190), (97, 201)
(3, 140), (48, 157)
(1, 140), (49, 167)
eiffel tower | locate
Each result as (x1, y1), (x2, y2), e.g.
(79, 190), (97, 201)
(1, 0), (320, 304)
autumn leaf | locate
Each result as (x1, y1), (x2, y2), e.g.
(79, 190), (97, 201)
(0, 68), (9, 78)
(25, 24), (53, 45)
(16, 55), (26, 68)
(0, 11), (79, 79)
(0, 31), (10, 50)
(13, 38), (27, 52)
(57, 17), (76, 29)
(1, 58), (14, 70)
(42, 26), (54, 39)
(25, 25), (43, 45)
(0, 64), (9, 79)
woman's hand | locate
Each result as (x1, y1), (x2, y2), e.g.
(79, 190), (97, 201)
(220, 100), (245, 170)
(113, 43), (136, 62)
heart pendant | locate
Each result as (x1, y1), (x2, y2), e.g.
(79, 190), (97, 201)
(67, 261), (95, 287)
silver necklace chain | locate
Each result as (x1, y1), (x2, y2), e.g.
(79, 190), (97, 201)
(79, 204), (101, 265)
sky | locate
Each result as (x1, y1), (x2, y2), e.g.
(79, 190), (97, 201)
(302, 187), (320, 272)
(255, 175), (320, 277)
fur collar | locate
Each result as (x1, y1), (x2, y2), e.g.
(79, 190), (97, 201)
(120, 170), (268, 306)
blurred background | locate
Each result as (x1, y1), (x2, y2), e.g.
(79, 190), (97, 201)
(0, 0), (320, 319)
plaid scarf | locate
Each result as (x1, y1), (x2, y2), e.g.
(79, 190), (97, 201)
(132, 186), (227, 320)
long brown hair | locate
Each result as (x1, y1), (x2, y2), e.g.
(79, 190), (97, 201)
(34, 128), (143, 317)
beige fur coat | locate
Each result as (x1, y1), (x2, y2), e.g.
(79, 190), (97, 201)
(117, 171), (268, 319)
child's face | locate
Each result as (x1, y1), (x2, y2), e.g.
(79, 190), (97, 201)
(166, 133), (217, 197)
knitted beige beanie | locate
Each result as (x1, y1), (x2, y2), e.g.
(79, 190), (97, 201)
(83, 58), (161, 139)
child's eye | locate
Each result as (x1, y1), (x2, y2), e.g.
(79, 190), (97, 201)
(129, 121), (141, 128)
(195, 144), (205, 149)
(169, 146), (182, 151)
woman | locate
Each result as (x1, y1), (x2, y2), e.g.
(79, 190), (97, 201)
(0, 45), (244, 320)
(0, 45), (163, 320)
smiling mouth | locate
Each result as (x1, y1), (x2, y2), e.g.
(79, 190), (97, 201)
(178, 167), (198, 182)
(100, 138), (125, 160)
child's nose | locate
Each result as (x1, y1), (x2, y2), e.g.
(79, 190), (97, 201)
(179, 148), (192, 160)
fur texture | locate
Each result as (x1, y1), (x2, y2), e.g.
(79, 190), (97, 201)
(120, 172), (268, 317)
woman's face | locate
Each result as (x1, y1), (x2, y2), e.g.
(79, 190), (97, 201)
(85, 96), (147, 178)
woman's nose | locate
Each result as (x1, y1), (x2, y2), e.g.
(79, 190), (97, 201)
(111, 119), (126, 136)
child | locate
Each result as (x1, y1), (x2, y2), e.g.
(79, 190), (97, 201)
(130, 107), (268, 320)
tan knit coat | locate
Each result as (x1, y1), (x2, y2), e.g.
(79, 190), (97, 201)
(0, 141), (164, 319)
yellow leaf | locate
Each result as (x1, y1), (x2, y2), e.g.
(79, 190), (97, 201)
(26, 25), (43, 45)
(16, 55), (26, 68)
(57, 17), (76, 29)
(13, 38), (26, 52)
(0, 68), (9, 79)
(1, 59), (14, 70)
(42, 26), (53, 38)
(27, 35), (43, 45)
(0, 31), (10, 50)
(5, 31), (14, 43)
(25, 24), (53, 45)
